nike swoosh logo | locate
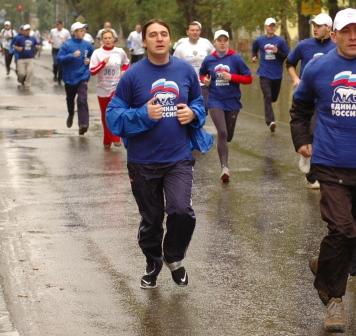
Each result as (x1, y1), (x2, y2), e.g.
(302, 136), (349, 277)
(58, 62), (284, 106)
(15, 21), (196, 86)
(181, 272), (187, 283)
(142, 279), (152, 285)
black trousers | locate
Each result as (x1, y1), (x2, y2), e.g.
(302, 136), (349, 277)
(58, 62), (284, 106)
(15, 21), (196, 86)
(64, 81), (89, 127)
(315, 181), (356, 298)
(259, 76), (282, 125)
(51, 48), (62, 80)
(3, 49), (13, 74)
(127, 160), (196, 266)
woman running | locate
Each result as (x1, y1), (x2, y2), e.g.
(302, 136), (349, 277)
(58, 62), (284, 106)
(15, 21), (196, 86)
(90, 29), (129, 149)
(200, 30), (252, 183)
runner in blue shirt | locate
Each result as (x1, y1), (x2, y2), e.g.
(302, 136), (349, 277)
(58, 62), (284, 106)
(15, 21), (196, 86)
(107, 19), (211, 289)
(287, 13), (335, 190)
(13, 24), (38, 89)
(290, 8), (356, 333)
(287, 13), (335, 87)
(200, 29), (252, 183)
(58, 22), (94, 135)
(252, 17), (289, 132)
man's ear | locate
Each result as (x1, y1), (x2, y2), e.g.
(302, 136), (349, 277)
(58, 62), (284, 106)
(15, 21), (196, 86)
(331, 31), (336, 43)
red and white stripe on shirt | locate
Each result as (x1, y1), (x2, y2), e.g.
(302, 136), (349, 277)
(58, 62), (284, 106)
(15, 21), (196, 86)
(89, 46), (130, 97)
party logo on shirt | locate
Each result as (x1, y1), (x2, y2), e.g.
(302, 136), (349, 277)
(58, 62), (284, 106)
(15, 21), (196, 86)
(214, 64), (230, 87)
(331, 71), (356, 117)
(264, 43), (276, 60)
(150, 78), (179, 117)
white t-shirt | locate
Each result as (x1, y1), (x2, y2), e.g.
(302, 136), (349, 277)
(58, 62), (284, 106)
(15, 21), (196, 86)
(90, 47), (130, 97)
(0, 28), (17, 49)
(173, 37), (214, 79)
(127, 31), (144, 55)
(49, 28), (70, 49)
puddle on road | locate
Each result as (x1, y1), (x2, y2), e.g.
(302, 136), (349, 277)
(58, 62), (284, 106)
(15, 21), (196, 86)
(1, 129), (59, 140)
(0, 105), (21, 111)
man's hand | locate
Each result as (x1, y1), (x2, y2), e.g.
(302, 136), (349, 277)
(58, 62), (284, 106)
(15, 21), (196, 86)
(221, 71), (232, 81)
(73, 50), (81, 57)
(84, 58), (90, 65)
(147, 97), (163, 120)
(202, 74), (211, 86)
(297, 144), (312, 158)
(14, 45), (23, 52)
(252, 56), (257, 63)
(271, 45), (278, 53)
(292, 77), (301, 88)
(103, 56), (110, 64)
(177, 103), (195, 125)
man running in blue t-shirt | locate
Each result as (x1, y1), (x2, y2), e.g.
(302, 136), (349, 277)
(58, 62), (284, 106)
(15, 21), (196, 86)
(252, 18), (289, 132)
(287, 13), (335, 190)
(290, 8), (356, 332)
(107, 19), (211, 289)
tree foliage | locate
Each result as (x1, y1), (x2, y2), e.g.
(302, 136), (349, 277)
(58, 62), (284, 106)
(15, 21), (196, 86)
(63, 0), (354, 42)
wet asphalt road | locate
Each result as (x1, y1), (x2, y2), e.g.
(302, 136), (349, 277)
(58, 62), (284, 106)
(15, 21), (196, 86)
(0, 51), (355, 336)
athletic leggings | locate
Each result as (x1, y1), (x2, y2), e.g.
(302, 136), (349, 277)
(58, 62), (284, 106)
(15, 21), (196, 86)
(209, 108), (239, 167)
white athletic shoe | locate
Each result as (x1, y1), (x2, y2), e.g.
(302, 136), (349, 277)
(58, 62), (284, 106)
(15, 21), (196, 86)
(305, 178), (320, 189)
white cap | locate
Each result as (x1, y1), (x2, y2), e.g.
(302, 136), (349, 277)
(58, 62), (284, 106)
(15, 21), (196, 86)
(333, 8), (356, 31)
(310, 13), (333, 27)
(4, 21), (11, 26)
(264, 18), (276, 26)
(23, 24), (31, 30)
(71, 22), (87, 33)
(214, 29), (229, 40)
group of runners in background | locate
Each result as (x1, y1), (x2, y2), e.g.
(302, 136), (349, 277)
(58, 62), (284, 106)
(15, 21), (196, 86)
(1, 8), (356, 333)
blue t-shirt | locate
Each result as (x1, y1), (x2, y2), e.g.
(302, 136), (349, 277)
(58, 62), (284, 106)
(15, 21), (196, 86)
(252, 35), (289, 79)
(294, 49), (356, 168)
(115, 56), (202, 164)
(14, 35), (37, 59)
(57, 38), (94, 85)
(200, 51), (251, 111)
(287, 38), (335, 75)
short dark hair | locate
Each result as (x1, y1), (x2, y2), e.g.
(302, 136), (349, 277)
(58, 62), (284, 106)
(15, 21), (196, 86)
(142, 19), (171, 41)
(56, 20), (63, 25)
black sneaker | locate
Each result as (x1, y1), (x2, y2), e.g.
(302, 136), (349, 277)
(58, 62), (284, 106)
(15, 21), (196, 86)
(66, 114), (74, 128)
(140, 260), (162, 289)
(171, 267), (188, 287)
(164, 259), (189, 287)
(78, 125), (88, 135)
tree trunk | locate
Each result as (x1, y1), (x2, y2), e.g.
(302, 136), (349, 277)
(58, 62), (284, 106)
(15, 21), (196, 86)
(280, 8), (291, 47)
(297, 0), (310, 41)
(175, 0), (198, 26)
(327, 0), (339, 20)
